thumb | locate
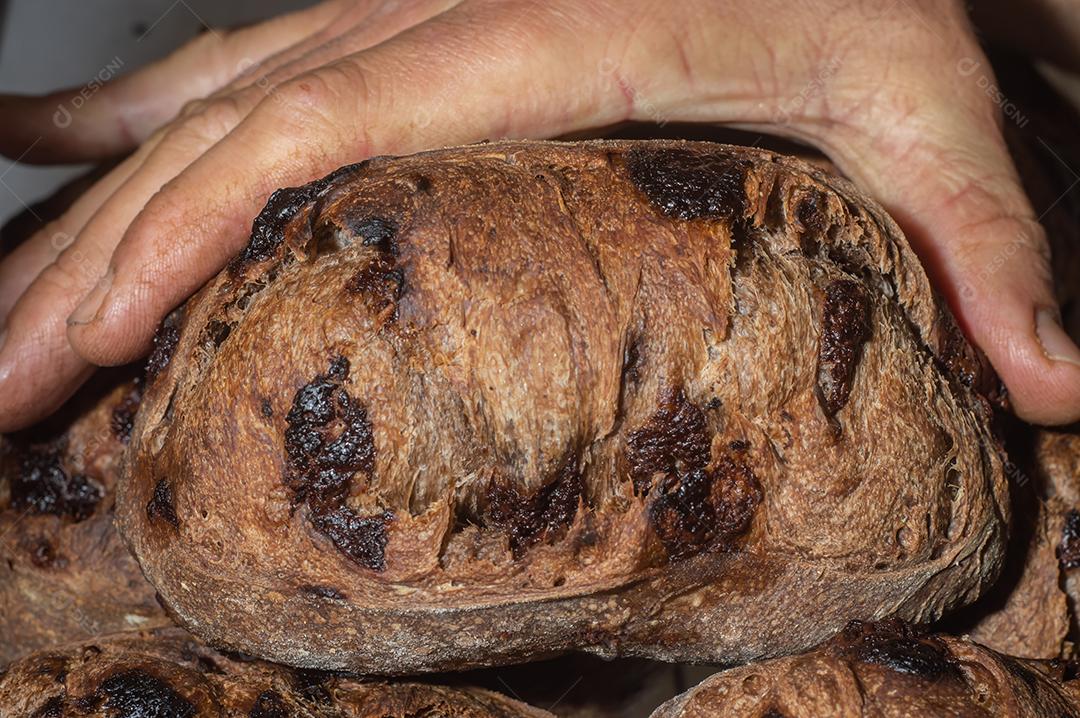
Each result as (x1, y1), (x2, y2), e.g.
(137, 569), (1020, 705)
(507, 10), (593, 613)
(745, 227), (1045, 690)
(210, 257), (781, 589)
(823, 53), (1080, 425)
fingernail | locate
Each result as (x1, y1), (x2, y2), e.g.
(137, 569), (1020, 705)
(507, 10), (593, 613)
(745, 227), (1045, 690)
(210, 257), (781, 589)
(67, 269), (114, 327)
(1036, 307), (1080, 367)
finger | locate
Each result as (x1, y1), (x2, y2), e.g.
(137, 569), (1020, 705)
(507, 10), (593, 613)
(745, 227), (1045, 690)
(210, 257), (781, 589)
(0, 0), (345, 165)
(64, 0), (641, 369)
(808, 38), (1080, 423)
(221, 0), (464, 97)
(0, 156), (140, 319)
(0, 238), (107, 432)
(0, 0), (449, 321)
(0, 0), (480, 430)
(0, 161), (115, 255)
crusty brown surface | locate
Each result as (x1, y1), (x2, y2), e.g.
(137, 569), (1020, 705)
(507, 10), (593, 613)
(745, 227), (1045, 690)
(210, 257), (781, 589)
(650, 620), (1080, 717)
(1039, 429), (1080, 639)
(0, 369), (167, 665)
(119, 140), (1007, 673)
(956, 424), (1080, 660)
(963, 496), (1070, 659)
(0, 628), (549, 717)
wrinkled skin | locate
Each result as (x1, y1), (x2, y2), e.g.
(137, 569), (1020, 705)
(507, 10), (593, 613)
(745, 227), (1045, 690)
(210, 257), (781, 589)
(0, 0), (1078, 433)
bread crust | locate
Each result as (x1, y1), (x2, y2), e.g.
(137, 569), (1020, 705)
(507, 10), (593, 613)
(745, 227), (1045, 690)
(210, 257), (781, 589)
(0, 370), (167, 664)
(0, 628), (549, 717)
(119, 140), (1007, 672)
(649, 620), (1080, 717)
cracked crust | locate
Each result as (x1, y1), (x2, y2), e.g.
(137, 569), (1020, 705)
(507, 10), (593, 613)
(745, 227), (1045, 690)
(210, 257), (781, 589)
(0, 369), (167, 665)
(650, 620), (1080, 717)
(0, 628), (550, 717)
(119, 140), (1007, 673)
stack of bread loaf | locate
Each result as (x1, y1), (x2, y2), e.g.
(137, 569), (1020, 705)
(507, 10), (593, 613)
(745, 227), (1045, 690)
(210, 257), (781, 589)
(3, 63), (1080, 717)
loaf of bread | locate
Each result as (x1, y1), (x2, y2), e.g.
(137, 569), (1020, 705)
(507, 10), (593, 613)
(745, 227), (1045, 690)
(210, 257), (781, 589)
(650, 620), (1080, 717)
(0, 628), (549, 717)
(119, 140), (1007, 673)
(960, 491), (1070, 660)
(0, 369), (166, 664)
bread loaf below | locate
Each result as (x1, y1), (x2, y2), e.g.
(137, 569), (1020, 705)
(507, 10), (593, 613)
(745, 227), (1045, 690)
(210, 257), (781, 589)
(120, 140), (1007, 672)
(650, 620), (1080, 717)
(0, 628), (548, 717)
(0, 369), (166, 664)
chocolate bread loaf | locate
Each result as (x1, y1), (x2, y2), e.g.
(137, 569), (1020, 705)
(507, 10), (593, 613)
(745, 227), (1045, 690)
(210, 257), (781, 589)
(650, 620), (1080, 717)
(0, 628), (549, 717)
(118, 140), (1007, 673)
(0, 369), (166, 664)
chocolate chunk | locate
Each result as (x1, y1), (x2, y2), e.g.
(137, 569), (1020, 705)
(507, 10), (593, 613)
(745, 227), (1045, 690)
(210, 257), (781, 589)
(311, 507), (392, 571)
(626, 388), (711, 494)
(487, 457), (584, 557)
(841, 621), (958, 680)
(231, 186), (318, 270)
(145, 320), (180, 385)
(936, 309), (1005, 407)
(817, 279), (871, 416)
(249, 689), (289, 718)
(300, 584), (347, 600)
(32, 697), (64, 718)
(284, 356), (391, 570)
(97, 669), (196, 718)
(230, 163), (368, 272)
(649, 453), (761, 560)
(10, 447), (102, 521)
(146, 479), (179, 529)
(625, 147), (749, 221)
(1061, 509), (1080, 569)
(111, 380), (144, 443)
(352, 216), (397, 251)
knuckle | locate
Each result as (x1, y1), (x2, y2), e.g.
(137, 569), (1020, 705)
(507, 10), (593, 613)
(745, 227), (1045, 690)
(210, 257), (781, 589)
(254, 64), (366, 142)
(39, 218), (78, 255)
(278, 66), (357, 116)
(167, 95), (245, 148)
(37, 249), (101, 294)
(950, 211), (1050, 287)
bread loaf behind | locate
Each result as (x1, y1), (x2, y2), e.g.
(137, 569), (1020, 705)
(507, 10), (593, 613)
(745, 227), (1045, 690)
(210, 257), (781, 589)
(0, 369), (167, 664)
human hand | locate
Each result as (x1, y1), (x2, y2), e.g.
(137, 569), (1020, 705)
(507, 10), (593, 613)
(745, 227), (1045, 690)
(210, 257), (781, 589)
(0, 0), (1077, 430)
